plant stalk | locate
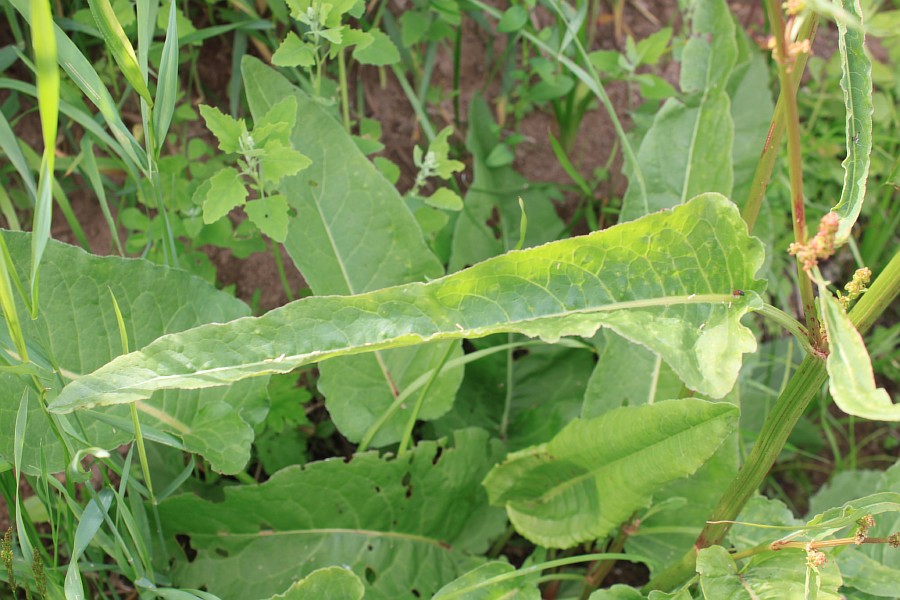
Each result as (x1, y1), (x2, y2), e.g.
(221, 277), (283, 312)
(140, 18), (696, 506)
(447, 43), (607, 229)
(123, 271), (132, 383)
(741, 14), (818, 234)
(643, 246), (900, 593)
(764, 1), (823, 351)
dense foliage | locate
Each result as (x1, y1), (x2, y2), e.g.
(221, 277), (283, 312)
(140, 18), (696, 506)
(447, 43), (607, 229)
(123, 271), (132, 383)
(0, 0), (898, 599)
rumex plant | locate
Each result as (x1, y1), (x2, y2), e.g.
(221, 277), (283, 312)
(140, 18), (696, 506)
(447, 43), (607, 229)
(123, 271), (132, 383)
(0, 0), (899, 599)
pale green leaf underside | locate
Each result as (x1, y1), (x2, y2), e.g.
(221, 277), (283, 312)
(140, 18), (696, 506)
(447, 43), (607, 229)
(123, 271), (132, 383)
(264, 567), (364, 600)
(819, 286), (898, 420)
(50, 194), (765, 412)
(0, 232), (266, 474)
(832, 0), (873, 243)
(483, 399), (739, 548)
(159, 429), (504, 600)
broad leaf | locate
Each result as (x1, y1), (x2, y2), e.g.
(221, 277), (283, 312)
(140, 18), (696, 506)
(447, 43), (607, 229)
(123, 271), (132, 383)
(482, 399), (739, 548)
(272, 32), (316, 68)
(245, 195), (290, 242)
(201, 167), (247, 224)
(50, 193), (765, 412)
(831, 0), (873, 243)
(199, 104), (245, 153)
(620, 0), (737, 222)
(837, 549), (900, 598)
(243, 56), (461, 446)
(265, 567), (364, 600)
(352, 29), (400, 66)
(0, 232), (266, 474)
(697, 546), (842, 600)
(159, 429), (505, 600)
(818, 285), (897, 420)
(625, 395), (739, 574)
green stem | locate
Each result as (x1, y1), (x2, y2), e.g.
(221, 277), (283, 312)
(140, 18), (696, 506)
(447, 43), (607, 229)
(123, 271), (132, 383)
(129, 404), (155, 504)
(643, 247), (900, 593)
(741, 15), (818, 234)
(764, 1), (822, 351)
(756, 303), (815, 357)
(337, 48), (350, 132)
(398, 341), (456, 455)
(271, 242), (295, 303)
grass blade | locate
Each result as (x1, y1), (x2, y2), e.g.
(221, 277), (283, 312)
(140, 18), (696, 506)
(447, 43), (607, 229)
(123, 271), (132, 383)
(0, 235), (29, 361)
(13, 390), (34, 566)
(28, 0), (59, 317)
(152, 1), (178, 152)
(831, 0), (873, 243)
(79, 137), (124, 255)
(8, 0), (147, 172)
(88, 0), (153, 106)
(0, 108), (38, 203)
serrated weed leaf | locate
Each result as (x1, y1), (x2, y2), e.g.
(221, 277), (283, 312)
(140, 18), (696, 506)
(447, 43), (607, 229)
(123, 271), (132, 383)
(51, 194), (764, 414)
(199, 104), (247, 154)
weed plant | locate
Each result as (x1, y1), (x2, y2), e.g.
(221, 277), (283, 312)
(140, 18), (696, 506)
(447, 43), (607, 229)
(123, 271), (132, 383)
(0, 0), (898, 599)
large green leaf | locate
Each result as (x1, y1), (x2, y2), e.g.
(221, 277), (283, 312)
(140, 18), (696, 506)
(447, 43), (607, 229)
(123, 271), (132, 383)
(624, 400), (739, 574)
(482, 399), (739, 548)
(831, 0), (873, 244)
(0, 231), (266, 474)
(50, 193), (765, 412)
(619, 0), (737, 222)
(158, 429), (505, 600)
(818, 284), (897, 420)
(697, 545), (842, 600)
(242, 56), (463, 446)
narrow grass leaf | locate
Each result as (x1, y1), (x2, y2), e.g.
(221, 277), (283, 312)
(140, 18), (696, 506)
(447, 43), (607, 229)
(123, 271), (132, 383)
(79, 137), (124, 255)
(483, 399), (739, 548)
(65, 489), (114, 599)
(8, 0), (146, 170)
(818, 284), (897, 420)
(50, 193), (766, 412)
(152, 1), (178, 151)
(29, 0), (59, 317)
(13, 390), (34, 565)
(0, 108), (37, 202)
(88, 0), (153, 105)
(831, 0), (873, 243)
(0, 236), (28, 361)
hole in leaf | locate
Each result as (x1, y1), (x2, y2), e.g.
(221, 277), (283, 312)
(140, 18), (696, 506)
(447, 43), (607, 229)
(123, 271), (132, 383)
(411, 590), (421, 597)
(512, 348), (530, 360)
(214, 547), (229, 558)
(374, 485), (381, 493)
(176, 534), (197, 562)
(432, 447), (444, 465)
(367, 544), (374, 551)
(365, 566), (377, 584)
